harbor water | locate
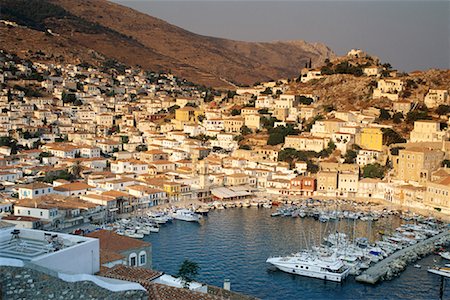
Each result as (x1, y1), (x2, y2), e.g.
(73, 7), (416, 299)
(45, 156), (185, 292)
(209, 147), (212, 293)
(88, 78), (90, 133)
(145, 208), (449, 300)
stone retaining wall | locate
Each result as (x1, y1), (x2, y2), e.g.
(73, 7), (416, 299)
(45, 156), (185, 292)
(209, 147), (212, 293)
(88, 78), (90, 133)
(0, 266), (148, 300)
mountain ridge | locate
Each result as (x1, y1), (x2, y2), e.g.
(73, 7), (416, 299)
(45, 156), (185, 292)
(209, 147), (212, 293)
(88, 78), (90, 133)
(0, 0), (334, 87)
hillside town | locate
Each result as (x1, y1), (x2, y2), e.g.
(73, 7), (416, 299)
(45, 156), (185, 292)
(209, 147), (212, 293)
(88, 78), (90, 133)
(0, 47), (449, 298)
(1, 0), (450, 298)
(0, 49), (448, 230)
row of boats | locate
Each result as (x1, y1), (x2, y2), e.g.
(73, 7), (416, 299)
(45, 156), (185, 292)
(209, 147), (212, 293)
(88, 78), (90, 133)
(107, 209), (202, 239)
(266, 221), (446, 282)
(269, 204), (429, 223)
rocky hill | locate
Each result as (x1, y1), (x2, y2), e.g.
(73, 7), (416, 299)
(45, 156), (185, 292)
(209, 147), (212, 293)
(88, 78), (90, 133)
(0, 0), (334, 87)
(291, 65), (450, 111)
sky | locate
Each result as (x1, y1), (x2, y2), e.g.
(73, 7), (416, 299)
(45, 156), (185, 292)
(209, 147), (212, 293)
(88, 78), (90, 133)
(112, 1), (450, 72)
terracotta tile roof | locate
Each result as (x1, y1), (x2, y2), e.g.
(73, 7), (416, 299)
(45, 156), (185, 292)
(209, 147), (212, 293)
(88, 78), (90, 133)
(127, 185), (164, 194)
(437, 176), (450, 186)
(99, 250), (125, 264)
(16, 195), (99, 210)
(147, 283), (221, 300)
(86, 230), (150, 252)
(18, 182), (52, 190)
(100, 264), (162, 282)
(101, 265), (221, 300)
(53, 182), (94, 192)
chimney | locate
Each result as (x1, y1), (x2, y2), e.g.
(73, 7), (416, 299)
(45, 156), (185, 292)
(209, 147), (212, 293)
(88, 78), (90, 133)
(223, 279), (230, 291)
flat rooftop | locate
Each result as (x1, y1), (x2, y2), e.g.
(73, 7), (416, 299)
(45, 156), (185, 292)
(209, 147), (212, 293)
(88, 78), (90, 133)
(0, 228), (94, 262)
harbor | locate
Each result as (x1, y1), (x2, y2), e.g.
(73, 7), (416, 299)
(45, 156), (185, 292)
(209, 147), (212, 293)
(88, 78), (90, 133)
(74, 196), (450, 299)
(144, 208), (450, 300)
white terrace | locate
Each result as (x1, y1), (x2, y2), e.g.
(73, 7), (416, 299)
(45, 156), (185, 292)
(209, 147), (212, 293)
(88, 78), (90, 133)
(0, 227), (100, 274)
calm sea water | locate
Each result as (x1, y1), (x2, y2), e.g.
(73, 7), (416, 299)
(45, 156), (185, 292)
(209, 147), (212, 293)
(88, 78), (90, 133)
(146, 208), (449, 300)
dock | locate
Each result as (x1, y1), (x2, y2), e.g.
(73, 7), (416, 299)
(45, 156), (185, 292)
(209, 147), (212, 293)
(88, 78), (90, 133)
(356, 230), (450, 284)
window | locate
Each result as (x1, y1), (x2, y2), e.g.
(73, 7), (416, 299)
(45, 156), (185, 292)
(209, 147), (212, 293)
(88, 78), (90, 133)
(129, 253), (137, 267)
(139, 251), (146, 266)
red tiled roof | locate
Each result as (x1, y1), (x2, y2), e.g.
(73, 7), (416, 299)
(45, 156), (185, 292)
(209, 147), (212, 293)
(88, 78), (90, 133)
(99, 265), (222, 300)
(86, 230), (150, 252)
(100, 264), (162, 282)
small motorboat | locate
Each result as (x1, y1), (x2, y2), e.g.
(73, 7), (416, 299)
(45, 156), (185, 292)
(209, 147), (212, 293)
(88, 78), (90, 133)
(414, 264), (421, 268)
(271, 211), (282, 217)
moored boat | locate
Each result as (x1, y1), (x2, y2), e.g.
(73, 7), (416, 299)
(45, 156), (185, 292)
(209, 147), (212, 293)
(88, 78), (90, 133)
(172, 209), (201, 222)
(439, 252), (450, 260)
(266, 252), (350, 282)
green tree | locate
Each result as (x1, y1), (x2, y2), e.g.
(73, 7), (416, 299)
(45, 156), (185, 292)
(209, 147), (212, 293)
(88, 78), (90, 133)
(197, 115), (205, 123)
(167, 105), (180, 114)
(378, 108), (391, 121)
(303, 115), (324, 132)
(323, 104), (335, 113)
(0, 137), (19, 154)
(177, 260), (200, 289)
(299, 96), (313, 105)
(363, 163), (385, 179)
(260, 87), (272, 95)
(344, 150), (357, 164)
(121, 136), (129, 144)
(69, 161), (82, 178)
(233, 135), (244, 142)
(390, 146), (405, 156)
(307, 161), (319, 173)
(442, 160), (450, 168)
(382, 128), (406, 146)
(406, 105), (430, 124)
(260, 116), (278, 130)
(436, 105), (450, 116)
(136, 144), (148, 152)
(240, 126), (252, 136)
(267, 124), (299, 145)
(62, 92), (77, 104)
(231, 109), (241, 116)
(392, 112), (404, 124)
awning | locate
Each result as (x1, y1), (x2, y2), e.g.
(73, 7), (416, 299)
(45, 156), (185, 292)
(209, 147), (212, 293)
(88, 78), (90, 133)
(211, 187), (252, 200)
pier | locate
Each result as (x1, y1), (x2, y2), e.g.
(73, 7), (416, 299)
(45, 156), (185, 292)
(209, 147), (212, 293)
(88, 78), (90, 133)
(356, 229), (450, 284)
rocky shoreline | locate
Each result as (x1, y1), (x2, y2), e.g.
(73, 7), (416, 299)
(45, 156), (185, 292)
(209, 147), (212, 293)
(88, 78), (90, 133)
(357, 230), (450, 284)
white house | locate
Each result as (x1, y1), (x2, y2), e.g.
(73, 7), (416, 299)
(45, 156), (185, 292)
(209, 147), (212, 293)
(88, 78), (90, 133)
(18, 182), (54, 199)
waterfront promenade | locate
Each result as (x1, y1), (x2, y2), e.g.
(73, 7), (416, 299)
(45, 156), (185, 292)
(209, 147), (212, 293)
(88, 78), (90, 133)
(356, 229), (450, 284)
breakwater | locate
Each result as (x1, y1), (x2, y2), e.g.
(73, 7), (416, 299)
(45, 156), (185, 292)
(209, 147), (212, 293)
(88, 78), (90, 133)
(356, 229), (450, 284)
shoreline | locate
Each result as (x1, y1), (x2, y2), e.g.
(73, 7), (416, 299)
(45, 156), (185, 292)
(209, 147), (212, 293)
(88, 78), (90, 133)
(125, 194), (450, 223)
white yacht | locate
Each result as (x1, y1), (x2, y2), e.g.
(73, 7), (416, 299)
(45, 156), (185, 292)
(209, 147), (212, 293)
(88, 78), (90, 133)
(266, 252), (350, 282)
(172, 209), (200, 222)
